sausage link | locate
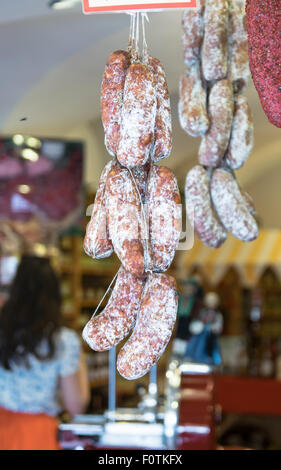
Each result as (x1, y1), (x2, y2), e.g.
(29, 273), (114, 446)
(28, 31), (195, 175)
(82, 267), (145, 352)
(181, 0), (205, 66)
(185, 165), (227, 248)
(178, 63), (209, 137)
(101, 50), (130, 156)
(84, 160), (114, 259)
(202, 0), (229, 81)
(106, 165), (145, 276)
(148, 56), (172, 162)
(225, 94), (254, 170)
(199, 79), (234, 167)
(245, 0), (281, 128)
(117, 273), (178, 380)
(211, 168), (258, 242)
(146, 165), (182, 272)
(117, 63), (157, 168)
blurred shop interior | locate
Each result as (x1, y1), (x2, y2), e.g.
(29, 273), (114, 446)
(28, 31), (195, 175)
(1, 0), (281, 451)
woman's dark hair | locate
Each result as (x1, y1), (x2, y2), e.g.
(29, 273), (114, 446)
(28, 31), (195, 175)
(0, 255), (62, 370)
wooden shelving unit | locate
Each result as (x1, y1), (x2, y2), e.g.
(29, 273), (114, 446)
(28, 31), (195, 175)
(56, 236), (119, 328)
(55, 235), (120, 392)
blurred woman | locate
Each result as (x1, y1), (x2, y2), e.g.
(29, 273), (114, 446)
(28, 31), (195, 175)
(0, 255), (90, 450)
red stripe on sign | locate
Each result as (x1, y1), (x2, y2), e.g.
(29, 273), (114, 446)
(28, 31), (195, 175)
(83, 1), (196, 13)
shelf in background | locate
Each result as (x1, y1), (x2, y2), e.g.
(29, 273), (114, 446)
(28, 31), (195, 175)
(80, 299), (107, 309)
(58, 264), (117, 277)
(80, 265), (117, 277)
(90, 378), (108, 388)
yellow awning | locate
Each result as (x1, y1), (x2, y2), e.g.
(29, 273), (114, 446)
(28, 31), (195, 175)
(178, 229), (281, 286)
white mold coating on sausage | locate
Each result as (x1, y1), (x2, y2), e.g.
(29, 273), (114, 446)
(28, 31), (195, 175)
(211, 168), (258, 242)
(148, 57), (172, 162)
(146, 165), (182, 272)
(117, 273), (178, 380)
(82, 267), (145, 352)
(185, 165), (227, 248)
(224, 94), (254, 170)
(84, 160), (114, 259)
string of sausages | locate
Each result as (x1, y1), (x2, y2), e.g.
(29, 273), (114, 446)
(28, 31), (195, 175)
(83, 14), (181, 381)
(179, 0), (259, 248)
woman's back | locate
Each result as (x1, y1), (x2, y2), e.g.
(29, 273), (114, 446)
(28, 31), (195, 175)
(0, 255), (89, 449)
(0, 327), (80, 416)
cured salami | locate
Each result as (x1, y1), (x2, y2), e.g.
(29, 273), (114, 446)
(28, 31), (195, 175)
(117, 63), (157, 167)
(202, 0), (229, 81)
(82, 267), (145, 352)
(211, 168), (259, 242)
(178, 63), (209, 137)
(245, 0), (281, 128)
(185, 165), (227, 248)
(84, 160), (114, 259)
(225, 94), (254, 170)
(199, 79), (234, 167)
(181, 0), (205, 66)
(148, 56), (172, 162)
(146, 165), (182, 272)
(106, 165), (146, 276)
(101, 50), (130, 156)
(117, 273), (178, 380)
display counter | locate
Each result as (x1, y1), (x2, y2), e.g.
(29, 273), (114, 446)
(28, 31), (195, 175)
(216, 375), (281, 416)
(59, 356), (281, 450)
(59, 360), (217, 450)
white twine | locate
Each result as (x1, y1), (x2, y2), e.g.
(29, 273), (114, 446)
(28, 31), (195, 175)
(141, 13), (149, 64)
(89, 158), (115, 257)
(135, 12), (140, 60)
(89, 267), (121, 320)
(128, 12), (136, 55)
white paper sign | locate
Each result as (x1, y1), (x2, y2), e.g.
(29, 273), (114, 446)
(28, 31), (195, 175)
(83, 0), (196, 13)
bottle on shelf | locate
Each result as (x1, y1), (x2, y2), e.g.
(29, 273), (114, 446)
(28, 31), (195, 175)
(247, 288), (263, 377)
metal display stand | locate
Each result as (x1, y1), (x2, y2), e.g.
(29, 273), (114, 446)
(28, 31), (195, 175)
(107, 347), (116, 422)
(59, 354), (218, 450)
(106, 346), (158, 422)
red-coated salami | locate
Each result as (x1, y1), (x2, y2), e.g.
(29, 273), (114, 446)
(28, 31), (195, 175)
(245, 0), (281, 128)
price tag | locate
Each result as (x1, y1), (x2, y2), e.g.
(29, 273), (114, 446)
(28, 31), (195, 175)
(83, 0), (196, 14)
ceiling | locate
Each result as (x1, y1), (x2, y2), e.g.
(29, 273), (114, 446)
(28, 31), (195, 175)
(0, 1), (280, 227)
